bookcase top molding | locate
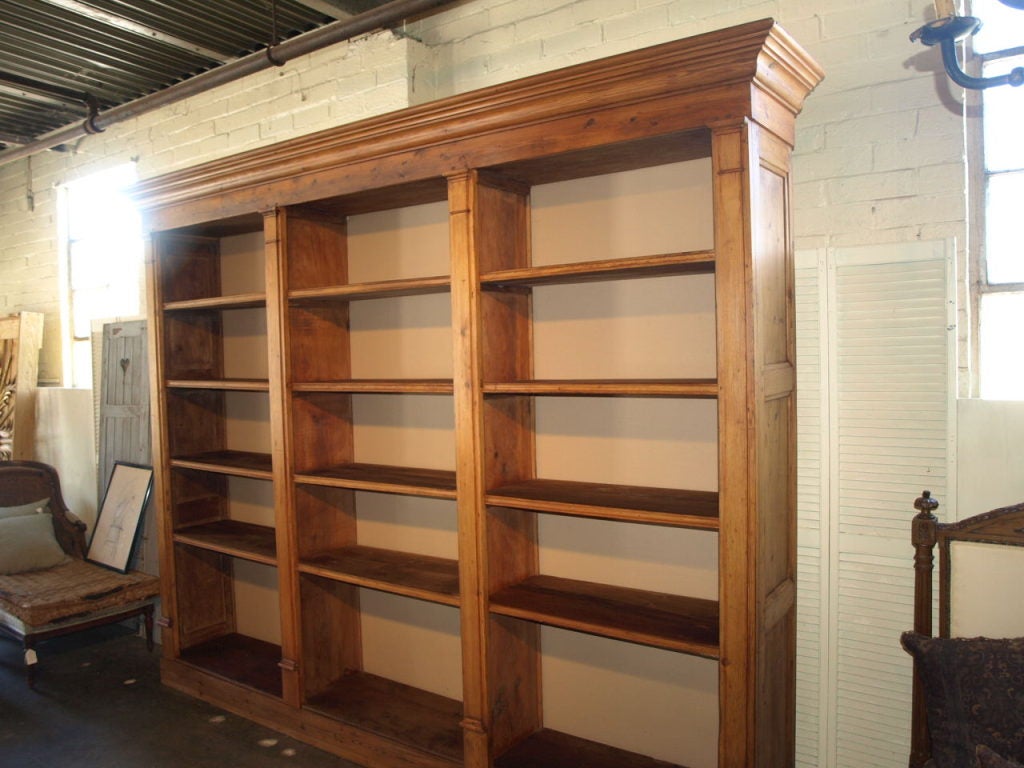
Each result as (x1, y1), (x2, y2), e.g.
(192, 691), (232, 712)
(134, 17), (823, 228)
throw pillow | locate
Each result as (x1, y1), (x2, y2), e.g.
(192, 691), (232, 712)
(0, 497), (50, 519)
(977, 745), (1024, 768)
(0, 513), (67, 574)
(901, 631), (1024, 768)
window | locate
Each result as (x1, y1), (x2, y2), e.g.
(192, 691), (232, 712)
(973, 0), (1024, 398)
(58, 163), (143, 387)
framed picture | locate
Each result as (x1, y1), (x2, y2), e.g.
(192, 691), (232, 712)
(87, 462), (154, 573)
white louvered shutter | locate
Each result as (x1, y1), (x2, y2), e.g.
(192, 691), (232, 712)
(794, 241), (955, 768)
(796, 250), (828, 768)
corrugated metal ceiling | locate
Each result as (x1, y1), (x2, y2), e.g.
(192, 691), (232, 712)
(0, 0), (401, 152)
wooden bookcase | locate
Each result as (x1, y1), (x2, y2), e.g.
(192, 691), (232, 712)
(141, 20), (822, 768)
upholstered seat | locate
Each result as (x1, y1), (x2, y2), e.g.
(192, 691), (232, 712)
(0, 460), (160, 686)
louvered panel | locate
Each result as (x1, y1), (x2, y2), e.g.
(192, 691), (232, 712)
(795, 258), (825, 768)
(832, 246), (951, 768)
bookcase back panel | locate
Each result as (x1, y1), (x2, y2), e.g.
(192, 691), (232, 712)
(233, 559), (281, 645)
(359, 589), (463, 701)
(224, 476), (275, 528)
(531, 274), (717, 380)
(347, 201), (450, 283)
(219, 231), (266, 295)
(539, 626), (718, 768)
(530, 159), (713, 266)
(349, 295), (453, 379)
(355, 493), (458, 560)
(537, 516), (718, 600)
(351, 394), (455, 471)
(533, 396), (719, 491)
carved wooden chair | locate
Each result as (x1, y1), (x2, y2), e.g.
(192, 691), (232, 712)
(0, 460), (160, 686)
(903, 491), (1024, 768)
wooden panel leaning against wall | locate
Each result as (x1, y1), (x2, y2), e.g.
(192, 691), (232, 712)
(136, 18), (822, 768)
(0, 312), (43, 461)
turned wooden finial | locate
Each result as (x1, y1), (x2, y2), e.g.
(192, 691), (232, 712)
(914, 489), (939, 518)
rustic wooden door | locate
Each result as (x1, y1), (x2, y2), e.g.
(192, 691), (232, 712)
(98, 319), (154, 572)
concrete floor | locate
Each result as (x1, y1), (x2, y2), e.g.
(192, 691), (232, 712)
(0, 625), (360, 768)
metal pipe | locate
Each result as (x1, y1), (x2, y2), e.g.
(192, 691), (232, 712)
(0, 0), (455, 167)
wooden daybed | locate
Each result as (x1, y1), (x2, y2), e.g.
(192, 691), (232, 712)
(0, 460), (159, 686)
(903, 491), (1024, 768)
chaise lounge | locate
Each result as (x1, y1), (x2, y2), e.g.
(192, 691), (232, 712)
(0, 460), (160, 686)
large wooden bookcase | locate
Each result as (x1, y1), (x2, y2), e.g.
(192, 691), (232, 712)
(139, 19), (821, 768)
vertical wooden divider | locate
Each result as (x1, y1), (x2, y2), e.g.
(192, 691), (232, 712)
(713, 119), (799, 767)
(145, 233), (180, 659)
(713, 121), (757, 767)
(450, 170), (540, 767)
(264, 207), (301, 706)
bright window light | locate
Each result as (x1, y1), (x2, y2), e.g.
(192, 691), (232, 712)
(975, 0), (1024, 399)
(59, 163), (142, 387)
(980, 292), (1024, 399)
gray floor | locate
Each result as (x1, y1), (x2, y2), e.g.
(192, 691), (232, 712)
(0, 625), (360, 768)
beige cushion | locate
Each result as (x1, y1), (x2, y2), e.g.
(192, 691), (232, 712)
(0, 498), (50, 520)
(0, 514), (67, 575)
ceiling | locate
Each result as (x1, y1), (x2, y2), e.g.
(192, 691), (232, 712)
(0, 0), (415, 155)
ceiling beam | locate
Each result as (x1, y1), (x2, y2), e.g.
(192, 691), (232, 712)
(289, 0), (355, 19)
(291, 0), (391, 19)
(34, 0), (231, 63)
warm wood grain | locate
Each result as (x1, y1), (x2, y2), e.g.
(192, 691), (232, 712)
(290, 276), (451, 302)
(495, 728), (686, 768)
(167, 378), (270, 391)
(490, 575), (719, 657)
(487, 478), (719, 529)
(480, 251), (715, 287)
(299, 545), (460, 606)
(163, 293), (266, 311)
(305, 671), (464, 762)
(298, 574), (362, 701)
(179, 632), (283, 697)
(295, 462), (457, 499)
(294, 380), (454, 394)
(481, 380), (717, 397)
(170, 449), (273, 479)
(174, 519), (277, 564)
(136, 20), (821, 225)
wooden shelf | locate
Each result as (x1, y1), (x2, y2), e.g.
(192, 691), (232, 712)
(174, 519), (277, 564)
(490, 574), (719, 658)
(170, 450), (273, 480)
(480, 251), (714, 288)
(482, 379), (717, 398)
(289, 275), (451, 303)
(163, 292), (266, 311)
(495, 728), (686, 768)
(305, 671), (463, 763)
(293, 379), (454, 394)
(295, 462), (457, 499)
(300, 545), (459, 606)
(167, 378), (270, 391)
(179, 633), (283, 697)
(487, 478), (719, 530)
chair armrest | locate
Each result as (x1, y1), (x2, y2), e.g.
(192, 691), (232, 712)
(52, 510), (89, 559)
